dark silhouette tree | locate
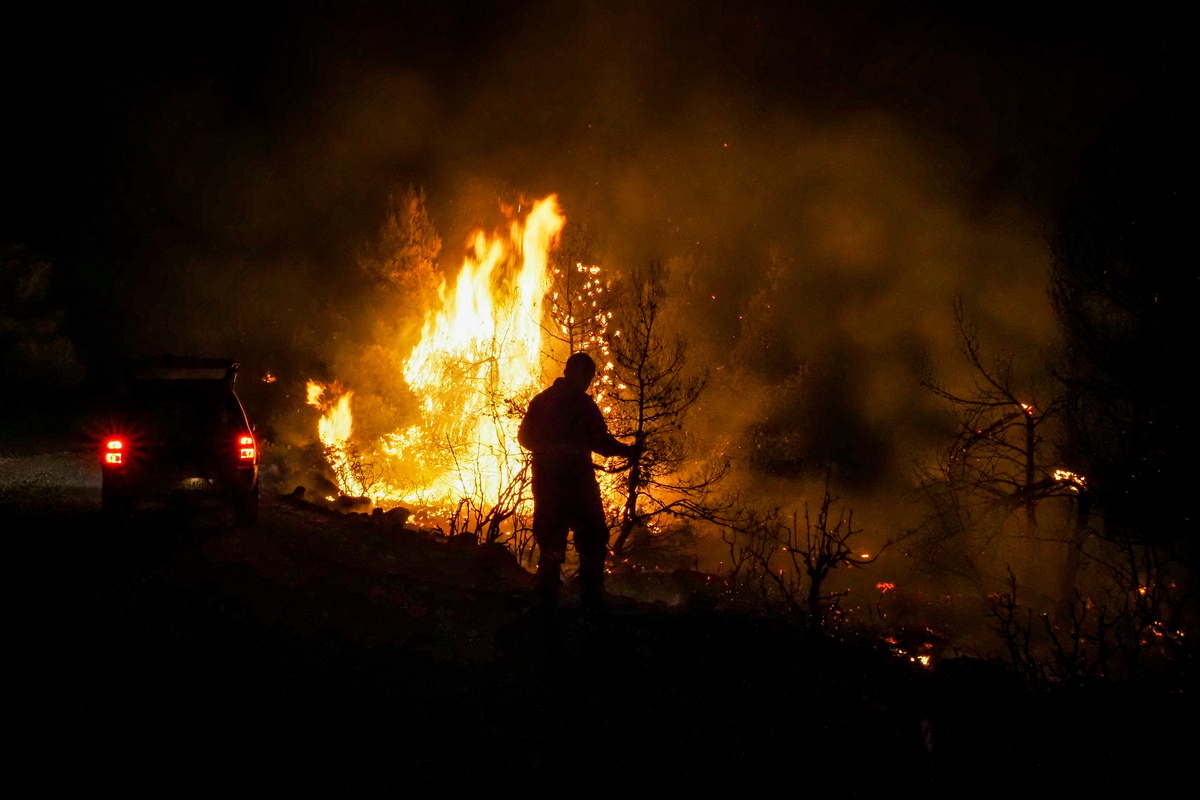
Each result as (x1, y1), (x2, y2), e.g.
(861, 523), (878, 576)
(722, 468), (884, 628)
(922, 296), (1080, 531)
(1043, 97), (1197, 676)
(1050, 109), (1193, 553)
(913, 297), (1089, 607)
(605, 261), (728, 558)
(1, 244), (84, 390)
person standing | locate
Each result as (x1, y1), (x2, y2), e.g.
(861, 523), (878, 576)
(518, 352), (639, 612)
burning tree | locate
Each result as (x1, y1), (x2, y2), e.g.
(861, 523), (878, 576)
(913, 296), (1085, 593)
(540, 219), (619, 434)
(605, 260), (729, 558)
(543, 220), (612, 367)
(913, 291), (1196, 682)
(307, 195), (572, 558)
(1013, 109), (1198, 684)
(382, 197), (565, 533)
(922, 297), (1078, 527)
(301, 186), (445, 493)
(305, 197), (731, 568)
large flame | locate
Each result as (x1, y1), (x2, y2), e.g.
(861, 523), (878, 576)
(403, 197), (562, 398)
(387, 196), (565, 505)
(310, 195), (570, 512)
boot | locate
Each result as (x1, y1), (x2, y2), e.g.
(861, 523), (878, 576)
(578, 549), (608, 618)
(579, 575), (606, 618)
(536, 560), (562, 611)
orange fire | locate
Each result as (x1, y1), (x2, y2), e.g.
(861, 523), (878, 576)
(309, 195), (572, 513)
(1052, 468), (1087, 491)
(306, 380), (365, 497)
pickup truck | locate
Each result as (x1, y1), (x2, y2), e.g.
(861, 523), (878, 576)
(101, 357), (258, 524)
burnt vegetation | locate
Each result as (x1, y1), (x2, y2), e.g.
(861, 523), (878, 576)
(912, 106), (1197, 688)
(722, 469), (885, 628)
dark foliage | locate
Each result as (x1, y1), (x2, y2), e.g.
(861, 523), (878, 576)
(1050, 101), (1195, 553)
(1, 244), (84, 390)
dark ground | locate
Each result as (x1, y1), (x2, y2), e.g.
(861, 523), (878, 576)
(4, 451), (1190, 791)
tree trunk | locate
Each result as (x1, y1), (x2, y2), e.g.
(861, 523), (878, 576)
(611, 454), (641, 557)
(1055, 492), (1091, 623)
(807, 568), (824, 628)
(1024, 411), (1038, 528)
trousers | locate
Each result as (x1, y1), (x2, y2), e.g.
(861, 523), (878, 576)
(531, 458), (608, 605)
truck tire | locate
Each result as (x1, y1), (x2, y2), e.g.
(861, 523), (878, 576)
(101, 490), (133, 525)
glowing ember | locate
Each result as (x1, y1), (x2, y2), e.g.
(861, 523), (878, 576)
(877, 582), (895, 593)
(1052, 468), (1087, 491)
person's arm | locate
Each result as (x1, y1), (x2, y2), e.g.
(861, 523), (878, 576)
(584, 398), (638, 459)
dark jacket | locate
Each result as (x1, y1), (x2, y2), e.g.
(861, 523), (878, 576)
(518, 378), (629, 471)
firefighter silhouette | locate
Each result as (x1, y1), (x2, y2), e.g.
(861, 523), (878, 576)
(518, 352), (638, 611)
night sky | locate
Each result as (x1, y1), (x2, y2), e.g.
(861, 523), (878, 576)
(3, 1), (1186, 405)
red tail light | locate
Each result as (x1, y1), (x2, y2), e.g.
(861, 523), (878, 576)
(238, 435), (255, 461)
(105, 439), (123, 465)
